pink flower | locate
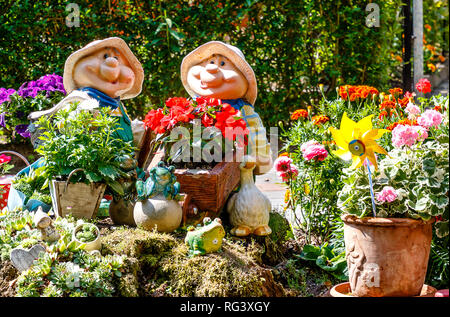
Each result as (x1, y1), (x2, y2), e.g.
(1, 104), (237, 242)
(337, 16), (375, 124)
(376, 186), (398, 203)
(301, 140), (328, 161)
(391, 124), (420, 147)
(274, 156), (293, 173)
(279, 164), (299, 181)
(417, 109), (443, 128)
(414, 126), (428, 141)
(405, 103), (420, 117)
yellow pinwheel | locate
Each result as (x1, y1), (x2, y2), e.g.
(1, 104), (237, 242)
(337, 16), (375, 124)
(329, 113), (389, 170)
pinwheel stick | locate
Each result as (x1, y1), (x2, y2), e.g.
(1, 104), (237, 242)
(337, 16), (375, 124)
(365, 158), (377, 217)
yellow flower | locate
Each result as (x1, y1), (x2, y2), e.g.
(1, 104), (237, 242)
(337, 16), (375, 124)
(284, 189), (290, 203)
(427, 63), (437, 72)
(329, 113), (389, 170)
(303, 183), (310, 195)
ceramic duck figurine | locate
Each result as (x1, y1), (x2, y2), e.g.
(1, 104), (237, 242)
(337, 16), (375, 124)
(227, 158), (272, 236)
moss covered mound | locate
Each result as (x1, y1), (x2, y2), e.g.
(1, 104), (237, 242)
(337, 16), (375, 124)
(102, 227), (286, 297)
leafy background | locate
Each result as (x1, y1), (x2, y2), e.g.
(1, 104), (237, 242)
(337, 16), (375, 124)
(2, 0), (447, 128)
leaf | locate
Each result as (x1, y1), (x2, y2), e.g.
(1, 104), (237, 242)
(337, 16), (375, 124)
(298, 244), (321, 261)
(431, 195), (449, 209)
(435, 221), (449, 238)
(85, 171), (102, 183)
(422, 158), (436, 176)
(107, 180), (124, 196)
(98, 165), (119, 179)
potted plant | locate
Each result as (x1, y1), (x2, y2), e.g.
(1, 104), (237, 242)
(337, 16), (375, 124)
(72, 222), (101, 252)
(144, 97), (248, 220)
(334, 108), (448, 297)
(36, 103), (135, 219)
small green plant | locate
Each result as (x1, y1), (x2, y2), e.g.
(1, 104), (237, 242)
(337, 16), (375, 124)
(75, 224), (98, 243)
(12, 166), (51, 204)
(297, 243), (348, 281)
(36, 104), (136, 197)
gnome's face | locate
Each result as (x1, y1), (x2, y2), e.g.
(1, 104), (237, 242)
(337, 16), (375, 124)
(72, 47), (135, 98)
(187, 54), (248, 100)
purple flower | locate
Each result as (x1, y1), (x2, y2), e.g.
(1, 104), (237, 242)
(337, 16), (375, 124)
(17, 74), (66, 98)
(0, 112), (6, 128)
(15, 124), (31, 138)
(0, 88), (16, 104)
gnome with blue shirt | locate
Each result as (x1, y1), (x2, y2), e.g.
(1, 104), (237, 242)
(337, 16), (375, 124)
(13, 38), (146, 217)
(180, 41), (273, 175)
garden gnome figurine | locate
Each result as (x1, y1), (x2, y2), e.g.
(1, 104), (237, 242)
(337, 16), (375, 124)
(180, 41), (273, 175)
(28, 37), (145, 148)
(27, 37), (146, 226)
(33, 206), (60, 242)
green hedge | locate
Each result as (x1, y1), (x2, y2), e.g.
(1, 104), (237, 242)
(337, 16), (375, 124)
(0, 0), (405, 127)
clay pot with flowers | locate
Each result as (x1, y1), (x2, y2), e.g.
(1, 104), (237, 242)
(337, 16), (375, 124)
(333, 106), (448, 297)
(144, 96), (249, 222)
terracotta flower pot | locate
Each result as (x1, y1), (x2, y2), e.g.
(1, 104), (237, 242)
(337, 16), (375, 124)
(342, 214), (433, 297)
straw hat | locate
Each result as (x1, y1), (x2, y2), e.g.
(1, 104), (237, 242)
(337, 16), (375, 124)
(63, 37), (144, 100)
(180, 41), (257, 105)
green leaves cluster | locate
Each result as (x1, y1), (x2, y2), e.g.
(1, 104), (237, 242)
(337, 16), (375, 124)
(338, 137), (449, 237)
(35, 104), (135, 196)
(75, 224), (98, 243)
(0, 0), (413, 128)
(297, 243), (347, 281)
(12, 166), (50, 204)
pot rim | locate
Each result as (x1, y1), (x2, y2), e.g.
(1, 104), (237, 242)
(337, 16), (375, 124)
(341, 213), (435, 227)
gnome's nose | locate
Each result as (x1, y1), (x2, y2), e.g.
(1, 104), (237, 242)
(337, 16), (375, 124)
(205, 63), (219, 74)
(104, 57), (119, 68)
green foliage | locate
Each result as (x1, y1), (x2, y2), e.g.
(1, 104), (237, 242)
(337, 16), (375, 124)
(0, 92), (64, 144)
(36, 104), (135, 196)
(281, 111), (346, 243)
(426, 235), (449, 289)
(75, 224), (98, 243)
(0, 209), (39, 261)
(12, 166), (50, 203)
(297, 243), (348, 281)
(0, 0), (412, 128)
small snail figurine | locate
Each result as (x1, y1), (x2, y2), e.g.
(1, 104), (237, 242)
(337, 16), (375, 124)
(185, 217), (225, 257)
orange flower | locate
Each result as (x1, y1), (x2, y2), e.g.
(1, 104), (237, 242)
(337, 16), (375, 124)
(398, 96), (410, 108)
(291, 109), (308, 120)
(438, 55), (446, 63)
(426, 44), (436, 53)
(427, 63), (437, 72)
(389, 88), (403, 96)
(311, 115), (329, 125)
(349, 93), (361, 101)
(424, 24), (432, 31)
(379, 111), (389, 120)
(434, 105), (442, 112)
(395, 55), (403, 62)
(387, 118), (418, 131)
(278, 152), (290, 157)
(379, 100), (396, 111)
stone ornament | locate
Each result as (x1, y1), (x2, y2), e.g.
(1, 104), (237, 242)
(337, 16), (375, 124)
(33, 207), (60, 242)
(10, 244), (46, 272)
(227, 157), (272, 237)
(133, 162), (182, 232)
(185, 217), (225, 256)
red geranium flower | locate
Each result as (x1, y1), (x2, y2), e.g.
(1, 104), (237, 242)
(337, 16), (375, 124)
(416, 78), (432, 94)
(0, 154), (12, 165)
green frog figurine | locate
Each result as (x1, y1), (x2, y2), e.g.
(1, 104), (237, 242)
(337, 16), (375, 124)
(185, 217), (225, 257)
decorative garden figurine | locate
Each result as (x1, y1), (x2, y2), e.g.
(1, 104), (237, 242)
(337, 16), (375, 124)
(180, 41), (273, 175)
(226, 158), (272, 236)
(29, 37), (144, 146)
(33, 206), (60, 242)
(26, 37), (146, 225)
(185, 217), (225, 257)
(133, 162), (182, 232)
